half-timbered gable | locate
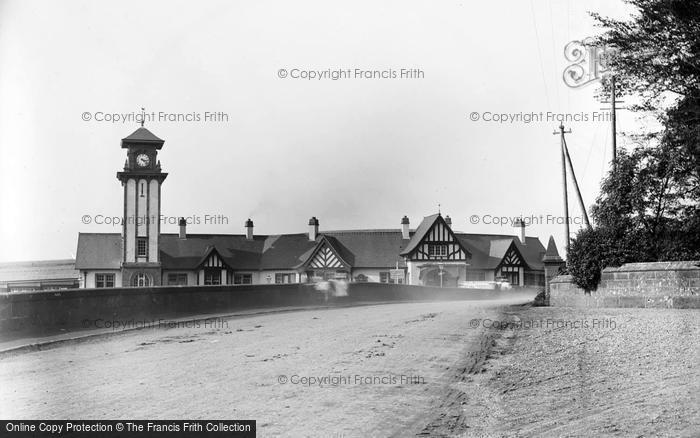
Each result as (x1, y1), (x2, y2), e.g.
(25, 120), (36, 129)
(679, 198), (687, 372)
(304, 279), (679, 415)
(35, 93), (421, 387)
(308, 246), (345, 269)
(300, 236), (351, 280)
(400, 214), (470, 262)
(196, 246), (232, 285)
(399, 214), (472, 287)
(490, 239), (530, 286)
(500, 245), (524, 268)
(200, 249), (227, 269)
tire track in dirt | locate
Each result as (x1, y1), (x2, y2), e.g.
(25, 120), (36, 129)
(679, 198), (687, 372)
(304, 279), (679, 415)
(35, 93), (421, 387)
(397, 306), (525, 437)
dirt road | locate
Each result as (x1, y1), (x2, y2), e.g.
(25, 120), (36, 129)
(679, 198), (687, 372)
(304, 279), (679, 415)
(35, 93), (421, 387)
(0, 297), (531, 437)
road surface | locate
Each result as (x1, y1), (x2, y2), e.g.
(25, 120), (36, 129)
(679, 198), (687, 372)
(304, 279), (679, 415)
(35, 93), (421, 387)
(0, 296), (532, 437)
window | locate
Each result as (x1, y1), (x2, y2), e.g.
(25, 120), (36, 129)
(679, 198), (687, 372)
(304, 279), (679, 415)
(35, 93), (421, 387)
(275, 273), (296, 284)
(137, 238), (147, 257)
(500, 266), (519, 286)
(354, 274), (368, 283)
(204, 269), (221, 285)
(380, 271), (403, 284)
(428, 244), (448, 257)
(167, 273), (188, 285)
(131, 272), (151, 287)
(95, 273), (115, 288)
(234, 273), (252, 284)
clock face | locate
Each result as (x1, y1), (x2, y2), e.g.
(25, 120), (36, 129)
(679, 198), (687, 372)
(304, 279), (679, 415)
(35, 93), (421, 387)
(136, 153), (150, 167)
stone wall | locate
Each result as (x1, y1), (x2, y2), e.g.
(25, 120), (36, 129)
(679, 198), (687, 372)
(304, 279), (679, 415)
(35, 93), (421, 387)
(0, 283), (521, 333)
(550, 261), (700, 308)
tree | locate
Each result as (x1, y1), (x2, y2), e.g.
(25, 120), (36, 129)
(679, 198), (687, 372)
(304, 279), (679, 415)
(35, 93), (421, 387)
(567, 0), (700, 291)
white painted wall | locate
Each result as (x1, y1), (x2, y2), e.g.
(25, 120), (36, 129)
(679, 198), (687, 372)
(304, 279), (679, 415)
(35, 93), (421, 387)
(148, 179), (159, 261)
(125, 179), (136, 262)
(351, 268), (396, 283)
(83, 270), (122, 289)
(161, 270), (197, 286)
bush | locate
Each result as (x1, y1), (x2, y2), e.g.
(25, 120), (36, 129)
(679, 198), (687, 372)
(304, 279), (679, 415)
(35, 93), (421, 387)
(567, 228), (622, 292)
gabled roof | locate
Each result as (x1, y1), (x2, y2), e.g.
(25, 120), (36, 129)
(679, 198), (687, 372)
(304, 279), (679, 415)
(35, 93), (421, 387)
(400, 214), (440, 256)
(455, 234), (546, 271)
(299, 235), (353, 269)
(160, 234), (264, 270)
(121, 127), (164, 148)
(75, 228), (547, 272)
(75, 233), (122, 269)
(399, 214), (470, 259)
(195, 246), (231, 270)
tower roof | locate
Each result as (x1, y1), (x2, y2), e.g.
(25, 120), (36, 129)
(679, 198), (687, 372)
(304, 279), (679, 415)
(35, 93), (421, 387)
(121, 127), (164, 148)
(542, 235), (563, 262)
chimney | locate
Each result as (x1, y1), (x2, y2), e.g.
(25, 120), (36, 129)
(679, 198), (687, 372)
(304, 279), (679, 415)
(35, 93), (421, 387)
(513, 217), (527, 245)
(308, 216), (319, 241)
(444, 215), (452, 226)
(178, 217), (187, 239)
(245, 218), (254, 240)
(401, 216), (410, 240)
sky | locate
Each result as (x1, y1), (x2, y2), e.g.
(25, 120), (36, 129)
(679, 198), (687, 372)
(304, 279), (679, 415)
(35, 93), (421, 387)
(0, 0), (641, 262)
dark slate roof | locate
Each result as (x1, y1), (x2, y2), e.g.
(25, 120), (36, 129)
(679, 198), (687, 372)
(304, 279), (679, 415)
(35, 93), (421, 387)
(259, 234), (318, 269)
(324, 230), (407, 268)
(0, 259), (79, 282)
(515, 237), (547, 270)
(121, 127), (164, 147)
(455, 234), (546, 271)
(75, 229), (547, 272)
(400, 214), (440, 256)
(159, 234), (264, 270)
(75, 233), (122, 269)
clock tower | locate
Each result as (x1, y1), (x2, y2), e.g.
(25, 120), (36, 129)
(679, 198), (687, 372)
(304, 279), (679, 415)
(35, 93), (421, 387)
(116, 126), (168, 286)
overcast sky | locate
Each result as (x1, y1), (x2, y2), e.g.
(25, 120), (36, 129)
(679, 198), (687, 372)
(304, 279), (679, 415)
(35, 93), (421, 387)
(0, 0), (641, 262)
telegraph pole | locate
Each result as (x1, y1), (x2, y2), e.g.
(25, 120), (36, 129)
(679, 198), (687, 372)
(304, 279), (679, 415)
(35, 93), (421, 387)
(610, 76), (617, 165)
(600, 75), (625, 169)
(554, 124), (571, 254)
(562, 135), (591, 229)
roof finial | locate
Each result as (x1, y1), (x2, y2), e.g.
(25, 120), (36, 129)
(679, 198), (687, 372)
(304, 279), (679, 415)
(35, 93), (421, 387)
(140, 107), (145, 127)
(438, 203), (441, 215)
